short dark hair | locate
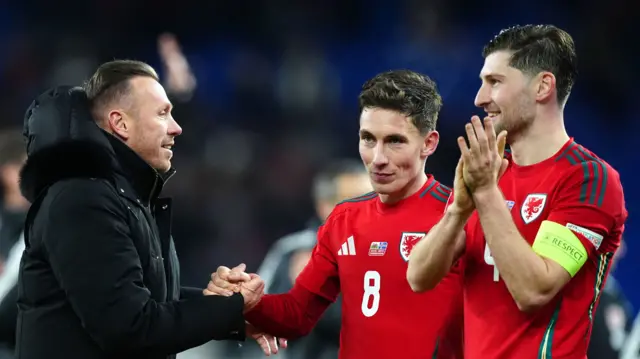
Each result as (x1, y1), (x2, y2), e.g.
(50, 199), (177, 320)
(483, 24), (578, 105)
(358, 70), (442, 135)
(313, 159), (366, 202)
(0, 128), (25, 167)
(83, 60), (159, 114)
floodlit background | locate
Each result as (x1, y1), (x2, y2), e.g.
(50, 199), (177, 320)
(0, 0), (636, 358)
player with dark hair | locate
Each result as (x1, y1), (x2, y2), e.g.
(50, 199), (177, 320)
(206, 70), (465, 358)
(408, 24), (627, 358)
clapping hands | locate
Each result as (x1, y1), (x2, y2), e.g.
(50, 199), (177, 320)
(457, 116), (508, 194)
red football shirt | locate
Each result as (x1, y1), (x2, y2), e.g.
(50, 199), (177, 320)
(463, 139), (627, 359)
(297, 175), (462, 358)
(285, 175), (463, 359)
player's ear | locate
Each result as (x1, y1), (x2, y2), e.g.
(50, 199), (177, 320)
(421, 130), (439, 158)
(535, 72), (555, 103)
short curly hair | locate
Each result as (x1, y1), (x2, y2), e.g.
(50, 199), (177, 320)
(358, 70), (442, 135)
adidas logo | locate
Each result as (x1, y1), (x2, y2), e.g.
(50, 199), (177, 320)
(337, 236), (356, 256)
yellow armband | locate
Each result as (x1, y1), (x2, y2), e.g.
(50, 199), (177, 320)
(532, 220), (588, 277)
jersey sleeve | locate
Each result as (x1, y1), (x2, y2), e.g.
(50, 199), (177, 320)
(245, 212), (346, 338)
(294, 214), (341, 302)
(546, 160), (627, 257)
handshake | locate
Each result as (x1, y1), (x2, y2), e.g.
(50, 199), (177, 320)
(204, 264), (288, 356)
(204, 263), (264, 312)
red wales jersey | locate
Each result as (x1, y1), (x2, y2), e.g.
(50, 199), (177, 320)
(296, 175), (463, 359)
(463, 139), (627, 359)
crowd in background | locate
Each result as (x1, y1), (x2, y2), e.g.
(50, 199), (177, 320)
(0, 0), (637, 358)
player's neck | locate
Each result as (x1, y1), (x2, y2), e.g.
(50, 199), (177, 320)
(509, 115), (570, 167)
(378, 172), (427, 205)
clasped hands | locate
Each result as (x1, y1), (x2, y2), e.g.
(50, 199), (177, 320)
(450, 116), (509, 215)
(203, 263), (287, 356)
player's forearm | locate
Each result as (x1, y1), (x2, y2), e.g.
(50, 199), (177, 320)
(473, 187), (557, 311)
(407, 209), (467, 292)
(245, 283), (330, 339)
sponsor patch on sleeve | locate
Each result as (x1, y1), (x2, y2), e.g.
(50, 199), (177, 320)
(566, 223), (603, 250)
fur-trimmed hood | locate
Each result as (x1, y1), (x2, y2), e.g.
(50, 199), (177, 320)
(19, 86), (170, 204)
(19, 86), (118, 202)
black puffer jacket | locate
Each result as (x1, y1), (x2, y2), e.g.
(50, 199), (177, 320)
(16, 86), (246, 359)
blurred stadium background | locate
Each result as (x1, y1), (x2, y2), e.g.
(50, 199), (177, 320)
(0, 0), (636, 358)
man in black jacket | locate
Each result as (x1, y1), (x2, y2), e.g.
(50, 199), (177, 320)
(16, 60), (277, 359)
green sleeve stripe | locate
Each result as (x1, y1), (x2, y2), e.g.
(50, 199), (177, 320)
(430, 190), (449, 203)
(561, 147), (607, 208)
(438, 183), (452, 193)
(571, 149), (607, 207)
(337, 191), (377, 205)
(419, 180), (437, 198)
(435, 185), (450, 198)
(570, 149), (593, 204)
(588, 252), (614, 326)
(537, 300), (562, 359)
(574, 146), (608, 207)
(555, 141), (577, 162)
(431, 337), (439, 359)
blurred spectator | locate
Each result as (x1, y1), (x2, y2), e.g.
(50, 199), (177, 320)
(158, 33), (197, 102)
(0, 128), (29, 359)
(621, 308), (640, 359)
(0, 129), (28, 262)
(588, 238), (633, 358)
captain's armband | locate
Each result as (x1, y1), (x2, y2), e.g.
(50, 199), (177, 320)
(532, 220), (588, 277)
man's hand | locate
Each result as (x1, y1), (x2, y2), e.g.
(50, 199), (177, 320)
(246, 321), (289, 356)
(157, 33), (196, 99)
(457, 116), (508, 194)
(204, 264), (263, 313)
(448, 157), (474, 216)
(202, 264), (288, 356)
